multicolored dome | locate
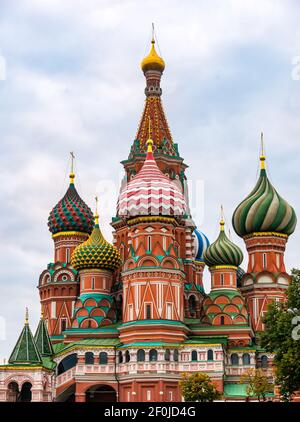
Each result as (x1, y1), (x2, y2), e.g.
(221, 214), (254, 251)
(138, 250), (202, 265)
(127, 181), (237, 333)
(117, 139), (186, 218)
(204, 217), (243, 268)
(141, 38), (165, 73)
(48, 172), (94, 235)
(232, 143), (297, 237)
(193, 228), (210, 262)
(71, 213), (121, 272)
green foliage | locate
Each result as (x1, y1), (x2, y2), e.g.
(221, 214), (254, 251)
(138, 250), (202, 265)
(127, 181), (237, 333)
(260, 268), (300, 401)
(180, 372), (221, 402)
(240, 368), (273, 401)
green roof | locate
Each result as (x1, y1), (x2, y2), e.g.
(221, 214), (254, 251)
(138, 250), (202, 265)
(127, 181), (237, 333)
(34, 318), (54, 356)
(9, 322), (42, 365)
(52, 338), (121, 356)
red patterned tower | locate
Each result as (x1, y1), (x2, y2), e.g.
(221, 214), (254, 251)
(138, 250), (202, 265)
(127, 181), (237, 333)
(116, 138), (189, 343)
(232, 136), (297, 332)
(38, 156), (94, 338)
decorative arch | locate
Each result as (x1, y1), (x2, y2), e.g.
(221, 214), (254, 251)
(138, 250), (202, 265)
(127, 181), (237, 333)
(80, 318), (98, 329)
(212, 314), (232, 325)
(138, 256), (159, 268)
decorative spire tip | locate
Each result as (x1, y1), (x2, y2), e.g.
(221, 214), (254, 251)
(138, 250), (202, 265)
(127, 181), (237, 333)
(95, 196), (99, 225)
(220, 205), (225, 231)
(25, 307), (29, 325)
(260, 132), (266, 170)
(69, 151), (75, 184)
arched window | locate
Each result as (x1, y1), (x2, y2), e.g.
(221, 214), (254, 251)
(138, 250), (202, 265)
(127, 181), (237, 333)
(207, 349), (214, 361)
(173, 349), (179, 362)
(220, 316), (225, 325)
(242, 353), (250, 365)
(7, 382), (19, 402)
(191, 350), (198, 362)
(99, 352), (108, 365)
(188, 295), (196, 317)
(149, 349), (158, 362)
(118, 351), (123, 364)
(137, 349), (145, 362)
(57, 353), (78, 375)
(231, 353), (239, 366)
(125, 350), (130, 363)
(261, 355), (268, 368)
(85, 352), (94, 365)
(19, 382), (32, 402)
(165, 349), (170, 361)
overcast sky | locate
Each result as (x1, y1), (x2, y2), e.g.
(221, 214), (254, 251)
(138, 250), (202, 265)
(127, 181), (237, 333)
(0, 0), (300, 360)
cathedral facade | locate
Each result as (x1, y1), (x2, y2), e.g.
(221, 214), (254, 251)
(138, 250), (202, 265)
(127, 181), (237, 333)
(0, 37), (297, 402)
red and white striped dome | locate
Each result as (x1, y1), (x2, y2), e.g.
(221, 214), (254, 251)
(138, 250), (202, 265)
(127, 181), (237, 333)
(117, 140), (186, 217)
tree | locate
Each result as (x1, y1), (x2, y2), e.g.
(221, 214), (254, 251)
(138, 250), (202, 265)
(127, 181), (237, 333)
(180, 372), (221, 402)
(260, 268), (300, 401)
(240, 368), (273, 401)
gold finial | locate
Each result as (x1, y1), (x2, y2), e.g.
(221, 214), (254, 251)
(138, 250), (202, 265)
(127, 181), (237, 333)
(141, 24), (165, 73)
(41, 308), (44, 320)
(151, 22), (155, 43)
(95, 196), (99, 225)
(69, 152), (75, 184)
(147, 117), (153, 153)
(220, 205), (225, 231)
(260, 132), (266, 170)
(25, 307), (29, 325)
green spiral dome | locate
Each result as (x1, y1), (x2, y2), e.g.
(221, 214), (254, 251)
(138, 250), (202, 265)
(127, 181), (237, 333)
(71, 220), (121, 272)
(204, 221), (243, 268)
(232, 166), (297, 238)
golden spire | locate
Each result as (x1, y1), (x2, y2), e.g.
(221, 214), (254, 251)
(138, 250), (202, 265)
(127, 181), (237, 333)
(41, 308), (44, 320)
(260, 132), (266, 170)
(147, 117), (153, 153)
(69, 151), (75, 184)
(141, 24), (165, 73)
(220, 205), (225, 231)
(94, 196), (99, 225)
(25, 307), (29, 325)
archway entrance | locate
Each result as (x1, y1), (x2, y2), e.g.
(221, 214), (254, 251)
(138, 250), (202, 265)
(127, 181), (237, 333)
(86, 385), (117, 402)
(7, 382), (19, 402)
(19, 382), (32, 402)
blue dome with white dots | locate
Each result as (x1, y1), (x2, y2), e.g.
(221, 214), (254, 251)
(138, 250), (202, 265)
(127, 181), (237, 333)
(193, 228), (210, 262)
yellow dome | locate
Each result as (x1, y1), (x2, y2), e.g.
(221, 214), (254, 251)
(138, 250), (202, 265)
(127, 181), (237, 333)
(141, 38), (165, 73)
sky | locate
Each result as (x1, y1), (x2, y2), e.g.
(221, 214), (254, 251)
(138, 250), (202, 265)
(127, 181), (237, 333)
(0, 0), (300, 360)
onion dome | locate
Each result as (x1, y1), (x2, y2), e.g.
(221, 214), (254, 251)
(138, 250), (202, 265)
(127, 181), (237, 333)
(117, 138), (186, 217)
(193, 228), (210, 262)
(48, 161), (94, 235)
(232, 136), (297, 237)
(204, 213), (243, 268)
(71, 201), (121, 272)
(141, 37), (165, 73)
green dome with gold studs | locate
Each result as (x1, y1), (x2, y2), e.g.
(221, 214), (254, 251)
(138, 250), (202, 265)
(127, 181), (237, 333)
(232, 136), (297, 238)
(71, 209), (121, 272)
(204, 214), (243, 268)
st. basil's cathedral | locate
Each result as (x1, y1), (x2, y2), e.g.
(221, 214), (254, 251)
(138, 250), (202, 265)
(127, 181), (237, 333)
(0, 36), (297, 402)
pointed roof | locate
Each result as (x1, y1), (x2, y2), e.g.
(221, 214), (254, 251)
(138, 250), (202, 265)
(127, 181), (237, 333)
(34, 314), (54, 357)
(9, 310), (42, 365)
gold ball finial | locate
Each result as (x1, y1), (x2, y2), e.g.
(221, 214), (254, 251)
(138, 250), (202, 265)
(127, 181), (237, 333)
(220, 205), (225, 231)
(147, 117), (153, 153)
(260, 132), (266, 170)
(94, 196), (99, 225)
(69, 151), (75, 184)
(25, 307), (29, 325)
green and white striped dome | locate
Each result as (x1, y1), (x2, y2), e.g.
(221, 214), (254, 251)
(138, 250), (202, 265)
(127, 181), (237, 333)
(232, 152), (297, 238)
(204, 219), (243, 268)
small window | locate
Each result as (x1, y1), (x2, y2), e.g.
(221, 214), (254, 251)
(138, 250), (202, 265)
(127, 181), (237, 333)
(66, 248), (70, 263)
(242, 353), (250, 365)
(146, 304), (151, 319)
(165, 349), (170, 361)
(220, 316), (225, 325)
(261, 355), (268, 368)
(231, 353), (239, 366)
(137, 349), (145, 362)
(191, 350), (197, 362)
(147, 236), (151, 251)
(118, 351), (123, 364)
(85, 352), (94, 365)
(263, 253), (267, 269)
(207, 349), (214, 361)
(220, 274), (224, 286)
(125, 350), (130, 363)
(149, 349), (157, 362)
(60, 319), (67, 332)
(173, 349), (179, 362)
(99, 352), (107, 365)
(91, 277), (95, 290)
